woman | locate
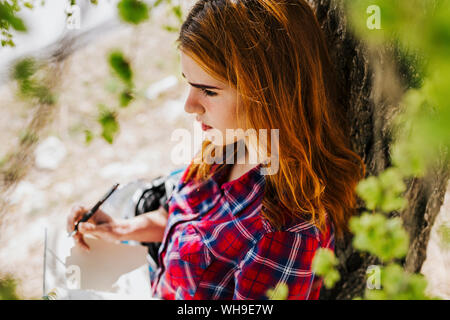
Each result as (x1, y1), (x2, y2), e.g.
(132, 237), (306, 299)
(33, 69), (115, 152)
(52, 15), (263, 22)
(67, 0), (365, 300)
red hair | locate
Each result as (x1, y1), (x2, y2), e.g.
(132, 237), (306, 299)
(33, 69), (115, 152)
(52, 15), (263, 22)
(177, 0), (365, 240)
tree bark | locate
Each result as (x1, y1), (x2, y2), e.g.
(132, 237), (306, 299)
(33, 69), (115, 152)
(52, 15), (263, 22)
(308, 0), (450, 299)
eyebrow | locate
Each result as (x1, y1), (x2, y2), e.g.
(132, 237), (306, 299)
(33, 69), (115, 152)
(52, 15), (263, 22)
(181, 72), (222, 90)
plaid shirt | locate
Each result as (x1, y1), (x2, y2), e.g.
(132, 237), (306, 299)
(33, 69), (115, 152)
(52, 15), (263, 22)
(150, 161), (335, 300)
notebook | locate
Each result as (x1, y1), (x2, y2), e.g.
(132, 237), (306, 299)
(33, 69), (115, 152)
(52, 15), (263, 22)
(43, 228), (154, 300)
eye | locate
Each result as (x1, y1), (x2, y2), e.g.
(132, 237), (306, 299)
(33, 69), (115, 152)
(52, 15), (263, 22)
(201, 88), (218, 97)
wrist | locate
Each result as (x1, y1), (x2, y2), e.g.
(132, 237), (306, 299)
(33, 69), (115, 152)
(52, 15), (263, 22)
(112, 218), (134, 241)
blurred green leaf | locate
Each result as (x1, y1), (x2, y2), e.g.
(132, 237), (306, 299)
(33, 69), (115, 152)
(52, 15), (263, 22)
(437, 222), (450, 249)
(119, 89), (134, 107)
(98, 105), (119, 144)
(117, 0), (149, 25)
(23, 2), (33, 9)
(0, 1), (27, 33)
(364, 264), (436, 300)
(171, 5), (183, 23)
(11, 58), (56, 105)
(356, 168), (406, 212)
(162, 24), (178, 33)
(153, 0), (164, 8)
(378, 168), (407, 212)
(356, 176), (382, 211)
(108, 50), (133, 85)
(266, 282), (289, 300)
(0, 274), (20, 300)
(312, 248), (340, 289)
(33, 84), (56, 105)
(84, 129), (93, 145)
(12, 57), (37, 81)
(349, 212), (409, 262)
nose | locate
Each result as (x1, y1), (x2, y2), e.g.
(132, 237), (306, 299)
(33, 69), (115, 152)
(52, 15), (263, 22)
(184, 88), (205, 115)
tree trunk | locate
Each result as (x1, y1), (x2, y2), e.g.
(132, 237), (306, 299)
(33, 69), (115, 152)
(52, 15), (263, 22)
(308, 0), (450, 299)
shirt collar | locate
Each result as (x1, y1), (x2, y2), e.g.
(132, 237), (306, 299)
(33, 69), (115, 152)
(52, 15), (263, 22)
(219, 163), (266, 216)
(175, 161), (266, 216)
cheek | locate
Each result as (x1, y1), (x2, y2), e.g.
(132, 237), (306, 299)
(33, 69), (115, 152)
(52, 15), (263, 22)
(207, 100), (237, 128)
(222, 101), (238, 128)
(224, 110), (238, 128)
(204, 101), (239, 146)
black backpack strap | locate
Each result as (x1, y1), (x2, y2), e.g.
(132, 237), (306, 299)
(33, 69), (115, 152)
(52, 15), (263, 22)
(134, 173), (180, 267)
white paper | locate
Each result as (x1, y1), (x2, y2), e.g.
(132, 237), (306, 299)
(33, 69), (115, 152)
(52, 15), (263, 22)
(44, 228), (154, 300)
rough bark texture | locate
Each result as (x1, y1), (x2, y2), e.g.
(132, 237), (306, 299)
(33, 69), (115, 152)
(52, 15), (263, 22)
(307, 0), (450, 299)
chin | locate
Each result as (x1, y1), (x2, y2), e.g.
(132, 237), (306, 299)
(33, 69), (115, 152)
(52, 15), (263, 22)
(205, 128), (244, 148)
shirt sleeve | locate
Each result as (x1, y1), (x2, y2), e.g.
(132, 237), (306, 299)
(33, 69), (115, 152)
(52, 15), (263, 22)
(233, 231), (322, 300)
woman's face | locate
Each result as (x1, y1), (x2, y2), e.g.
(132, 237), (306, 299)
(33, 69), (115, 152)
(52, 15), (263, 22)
(180, 51), (244, 146)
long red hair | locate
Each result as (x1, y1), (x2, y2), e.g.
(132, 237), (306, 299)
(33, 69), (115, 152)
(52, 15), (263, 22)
(176, 0), (365, 240)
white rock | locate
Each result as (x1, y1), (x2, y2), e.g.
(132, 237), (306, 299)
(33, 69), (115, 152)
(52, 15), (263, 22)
(34, 136), (67, 170)
(9, 180), (46, 214)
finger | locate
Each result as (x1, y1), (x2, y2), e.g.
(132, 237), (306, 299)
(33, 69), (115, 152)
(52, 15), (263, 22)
(74, 233), (90, 252)
(67, 204), (87, 233)
(78, 222), (114, 239)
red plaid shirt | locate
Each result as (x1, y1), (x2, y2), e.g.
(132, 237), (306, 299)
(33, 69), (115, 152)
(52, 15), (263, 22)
(150, 161), (335, 300)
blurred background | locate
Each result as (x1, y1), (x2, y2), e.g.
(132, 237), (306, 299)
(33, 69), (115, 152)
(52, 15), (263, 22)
(0, 0), (201, 298)
(0, 0), (448, 300)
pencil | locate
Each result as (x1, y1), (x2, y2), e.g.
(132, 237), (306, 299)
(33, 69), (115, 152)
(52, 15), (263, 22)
(68, 183), (120, 238)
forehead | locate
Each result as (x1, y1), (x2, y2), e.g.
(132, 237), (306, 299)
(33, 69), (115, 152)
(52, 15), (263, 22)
(180, 51), (225, 87)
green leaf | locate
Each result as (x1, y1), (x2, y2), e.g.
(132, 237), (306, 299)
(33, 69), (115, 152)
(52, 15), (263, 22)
(171, 5), (183, 23)
(0, 2), (27, 32)
(0, 274), (20, 300)
(349, 212), (409, 262)
(98, 105), (119, 144)
(33, 84), (56, 105)
(162, 24), (178, 33)
(84, 129), (94, 145)
(364, 264), (435, 300)
(12, 57), (37, 81)
(117, 0), (149, 25)
(266, 282), (289, 300)
(437, 222), (450, 249)
(323, 269), (340, 289)
(356, 176), (382, 210)
(311, 248), (340, 289)
(356, 168), (407, 212)
(119, 89), (134, 107)
(108, 50), (133, 85)
(153, 0), (164, 8)
(378, 168), (407, 212)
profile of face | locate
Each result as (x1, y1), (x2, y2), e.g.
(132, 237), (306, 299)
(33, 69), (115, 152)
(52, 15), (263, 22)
(180, 51), (245, 147)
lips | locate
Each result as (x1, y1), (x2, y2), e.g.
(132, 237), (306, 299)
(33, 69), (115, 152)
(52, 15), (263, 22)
(201, 123), (212, 131)
(197, 117), (213, 131)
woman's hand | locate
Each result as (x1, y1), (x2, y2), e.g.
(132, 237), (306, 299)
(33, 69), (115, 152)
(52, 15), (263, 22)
(67, 204), (129, 252)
